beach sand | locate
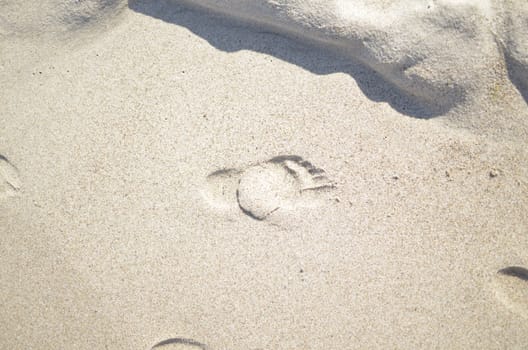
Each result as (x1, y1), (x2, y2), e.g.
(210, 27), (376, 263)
(1, 1), (528, 349)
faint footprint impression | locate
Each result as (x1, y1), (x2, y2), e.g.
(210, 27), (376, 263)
(0, 155), (21, 200)
(204, 155), (336, 220)
(151, 338), (209, 350)
(491, 266), (528, 319)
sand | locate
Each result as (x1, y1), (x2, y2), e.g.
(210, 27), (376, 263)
(1, 1), (528, 349)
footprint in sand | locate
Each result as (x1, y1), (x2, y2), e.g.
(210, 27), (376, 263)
(204, 155), (336, 220)
(492, 266), (528, 319)
(0, 155), (21, 200)
(151, 338), (209, 350)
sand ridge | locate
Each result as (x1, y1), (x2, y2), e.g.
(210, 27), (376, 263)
(129, 0), (528, 118)
(0, 155), (21, 200)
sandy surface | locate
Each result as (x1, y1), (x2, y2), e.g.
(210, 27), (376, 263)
(1, 1), (528, 349)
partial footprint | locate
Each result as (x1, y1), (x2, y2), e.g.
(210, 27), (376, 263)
(151, 338), (209, 350)
(204, 155), (336, 220)
(204, 168), (243, 209)
(0, 155), (21, 200)
(491, 266), (528, 319)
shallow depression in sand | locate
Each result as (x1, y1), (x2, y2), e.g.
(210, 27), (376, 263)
(492, 266), (528, 319)
(204, 155), (336, 220)
(151, 338), (209, 350)
(0, 155), (21, 199)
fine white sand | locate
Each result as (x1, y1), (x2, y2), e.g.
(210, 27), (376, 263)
(1, 1), (528, 349)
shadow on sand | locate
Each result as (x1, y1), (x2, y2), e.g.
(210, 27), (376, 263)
(505, 53), (528, 105)
(129, 0), (464, 119)
(151, 337), (209, 349)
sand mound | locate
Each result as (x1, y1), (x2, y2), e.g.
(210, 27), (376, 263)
(498, 1), (528, 102)
(0, 0), (125, 37)
(128, 0), (528, 116)
(157, 0), (492, 113)
(4, 0), (528, 114)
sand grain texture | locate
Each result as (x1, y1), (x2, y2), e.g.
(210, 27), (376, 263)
(1, 0), (528, 349)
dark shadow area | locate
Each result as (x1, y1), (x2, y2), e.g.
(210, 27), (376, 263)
(505, 52), (528, 105)
(128, 0), (462, 118)
(498, 266), (528, 281)
(0, 154), (18, 170)
(152, 337), (209, 349)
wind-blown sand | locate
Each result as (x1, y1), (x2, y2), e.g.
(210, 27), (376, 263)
(1, 1), (528, 349)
